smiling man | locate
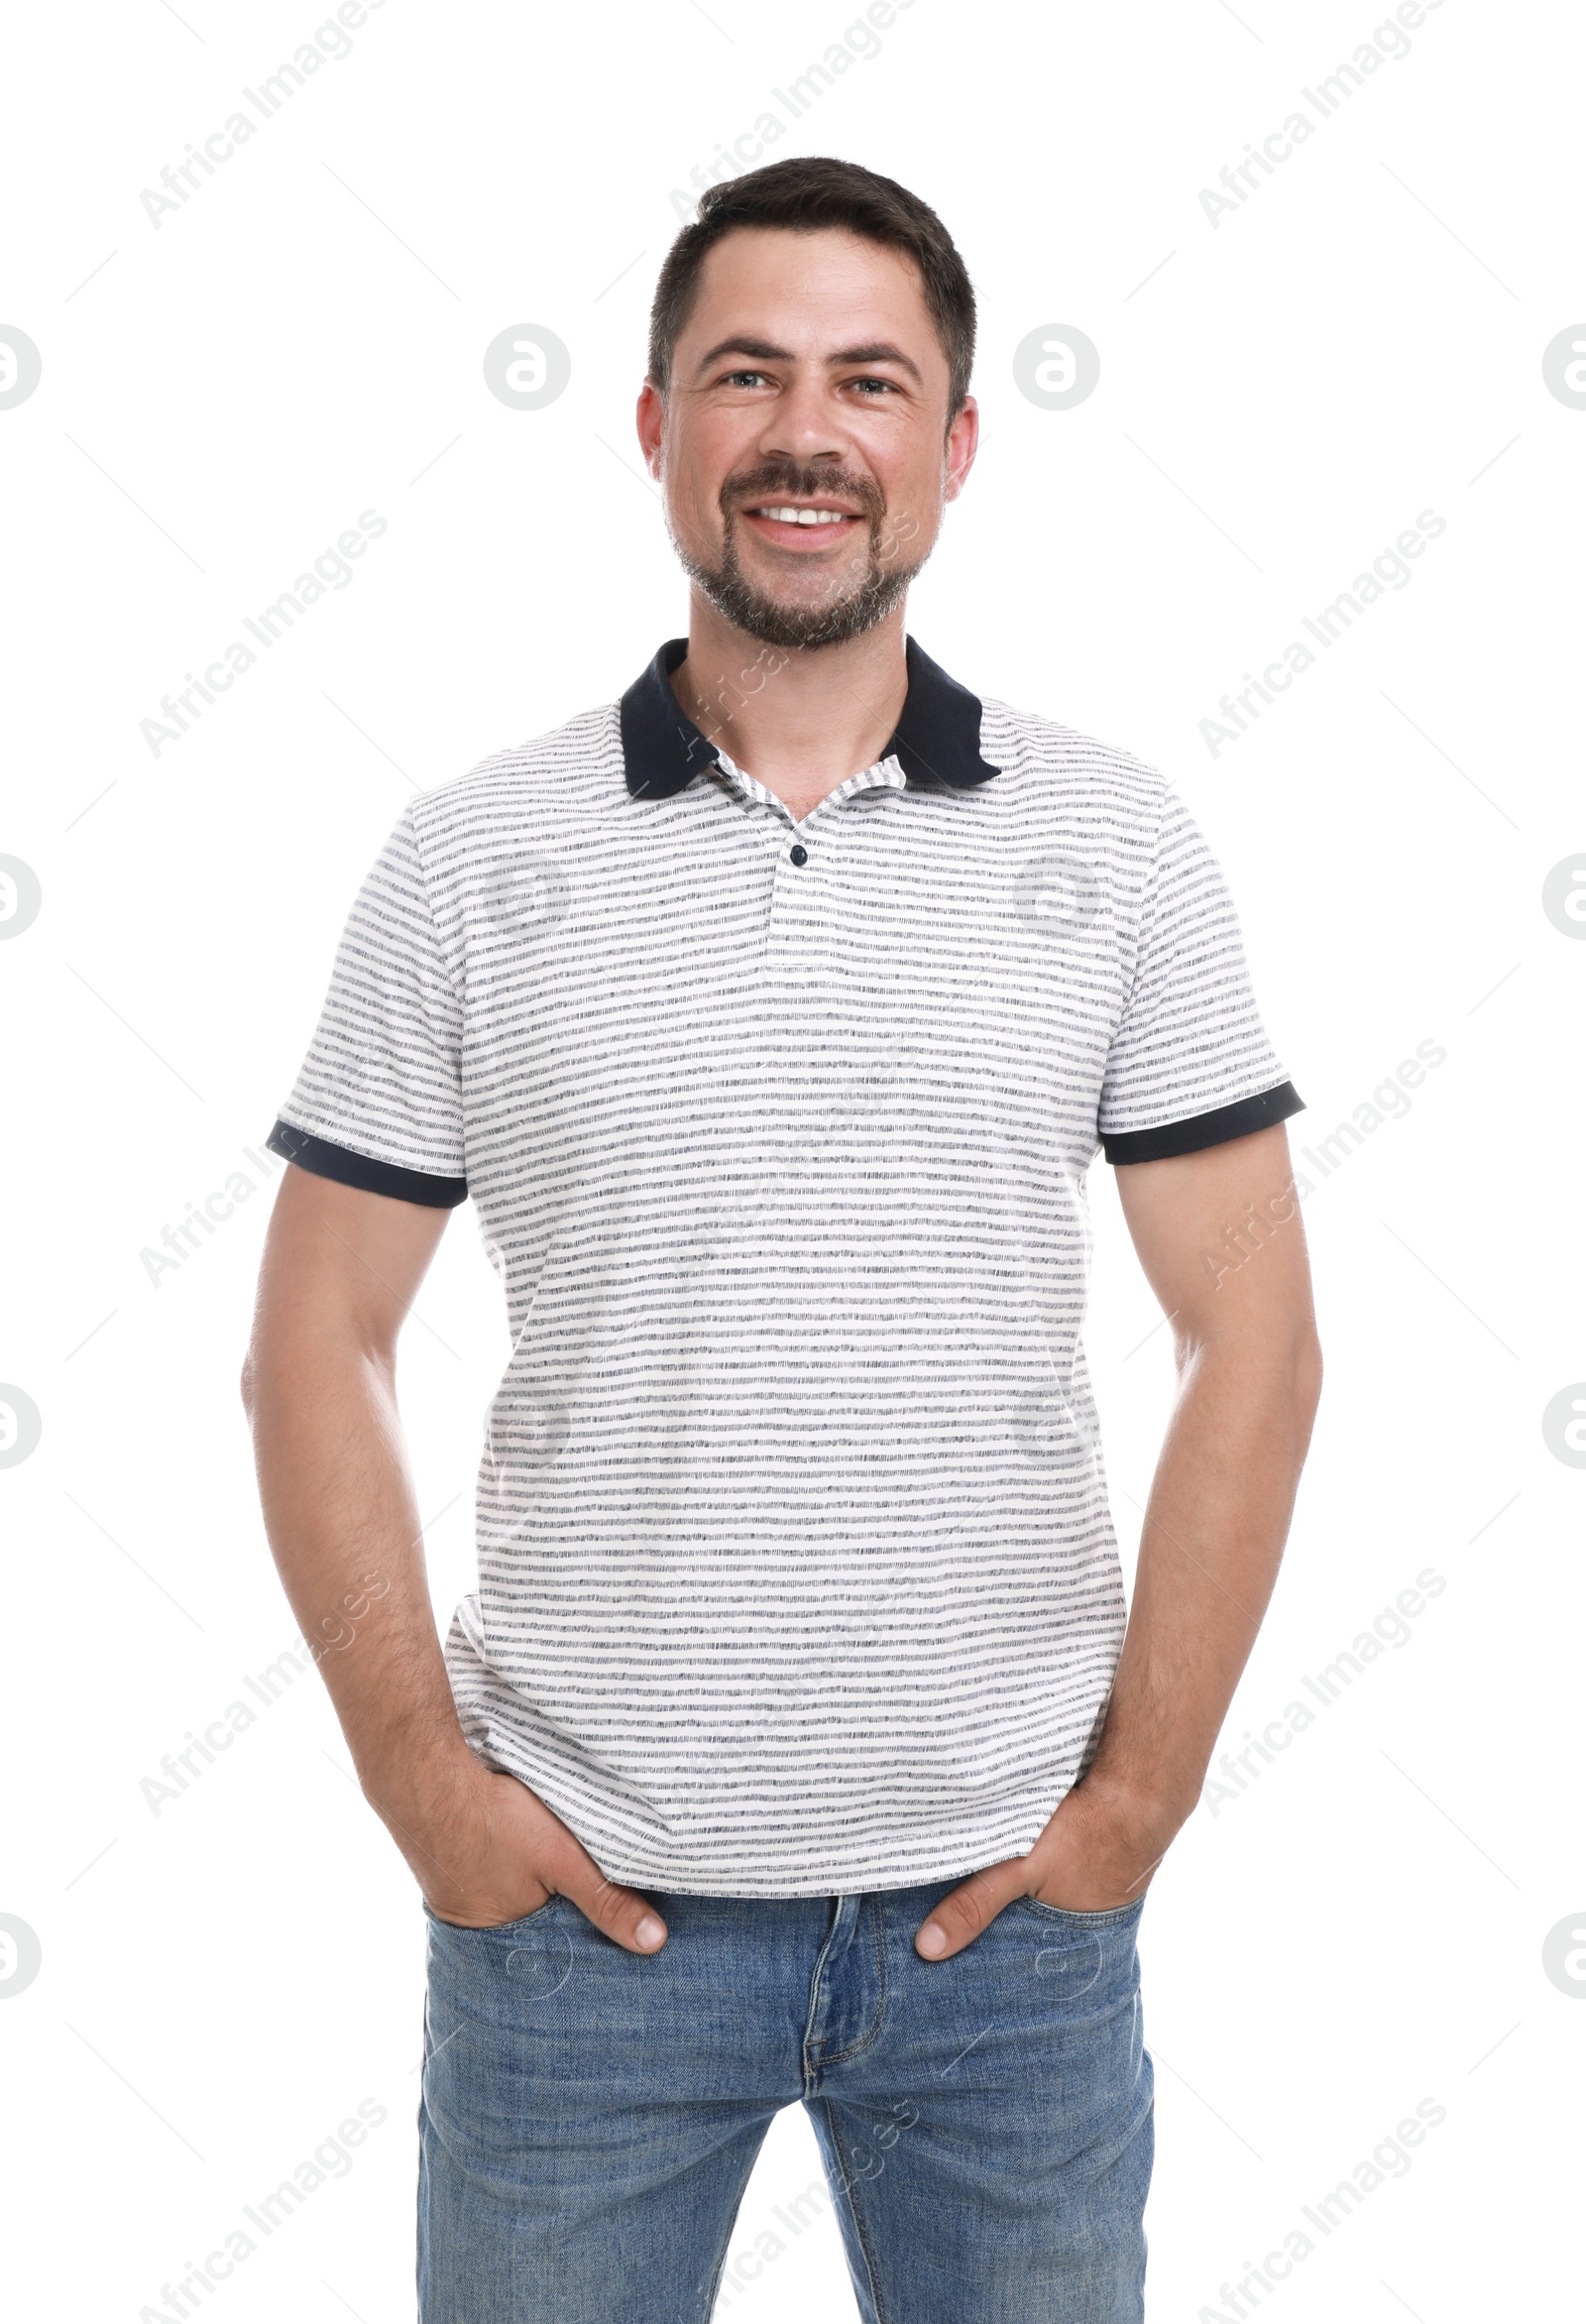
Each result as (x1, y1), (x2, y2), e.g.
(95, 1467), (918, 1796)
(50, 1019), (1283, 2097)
(244, 158), (1321, 2323)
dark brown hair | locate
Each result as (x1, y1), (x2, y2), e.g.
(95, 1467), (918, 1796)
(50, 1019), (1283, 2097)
(647, 156), (976, 418)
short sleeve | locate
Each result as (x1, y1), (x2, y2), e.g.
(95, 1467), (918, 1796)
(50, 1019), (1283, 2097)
(265, 806), (469, 1207)
(1098, 786), (1303, 1165)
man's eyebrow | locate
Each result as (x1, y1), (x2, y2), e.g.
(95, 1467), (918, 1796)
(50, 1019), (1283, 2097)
(695, 336), (793, 374)
(694, 336), (925, 385)
(830, 341), (923, 384)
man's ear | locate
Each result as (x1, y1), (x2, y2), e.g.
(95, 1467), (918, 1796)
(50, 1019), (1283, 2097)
(636, 379), (666, 480)
(944, 394), (979, 505)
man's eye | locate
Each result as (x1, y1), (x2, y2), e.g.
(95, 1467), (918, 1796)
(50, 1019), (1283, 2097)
(850, 377), (896, 396)
(723, 370), (768, 389)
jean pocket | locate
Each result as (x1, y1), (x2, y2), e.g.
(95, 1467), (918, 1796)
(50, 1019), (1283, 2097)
(1012, 1894), (1146, 1929)
(423, 1894), (562, 1935)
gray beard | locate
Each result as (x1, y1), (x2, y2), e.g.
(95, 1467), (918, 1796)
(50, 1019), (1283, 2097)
(674, 513), (930, 651)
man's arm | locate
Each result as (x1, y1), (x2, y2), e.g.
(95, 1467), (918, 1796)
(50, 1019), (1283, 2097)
(240, 1162), (668, 1951)
(915, 1121), (1322, 1958)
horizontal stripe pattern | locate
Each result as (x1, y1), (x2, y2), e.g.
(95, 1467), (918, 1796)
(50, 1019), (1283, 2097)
(274, 673), (1297, 1894)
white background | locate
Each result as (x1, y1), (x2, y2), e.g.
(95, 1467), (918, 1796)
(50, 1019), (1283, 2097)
(3, 1), (1582, 2317)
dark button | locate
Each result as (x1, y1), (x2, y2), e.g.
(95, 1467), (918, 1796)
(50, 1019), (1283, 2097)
(789, 844), (808, 867)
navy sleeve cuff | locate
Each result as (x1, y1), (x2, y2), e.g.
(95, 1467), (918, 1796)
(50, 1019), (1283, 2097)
(1101, 1080), (1305, 1167)
(265, 1119), (469, 1209)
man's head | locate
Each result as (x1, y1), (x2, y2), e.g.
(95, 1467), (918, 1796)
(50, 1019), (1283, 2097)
(637, 157), (977, 651)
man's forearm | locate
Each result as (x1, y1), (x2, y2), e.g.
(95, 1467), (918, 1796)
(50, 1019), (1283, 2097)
(241, 1168), (667, 1947)
(242, 1336), (476, 1830)
(1086, 1325), (1323, 1832)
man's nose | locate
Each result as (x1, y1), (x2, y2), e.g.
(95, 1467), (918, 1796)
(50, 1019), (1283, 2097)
(753, 373), (850, 471)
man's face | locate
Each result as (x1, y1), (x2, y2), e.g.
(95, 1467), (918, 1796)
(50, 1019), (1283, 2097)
(637, 226), (977, 650)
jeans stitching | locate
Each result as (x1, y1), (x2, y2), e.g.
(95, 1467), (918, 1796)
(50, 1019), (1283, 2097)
(699, 2186), (755, 2324)
(810, 1894), (890, 2067)
(808, 2095), (893, 2324)
(801, 1899), (848, 2095)
(841, 2162), (896, 2324)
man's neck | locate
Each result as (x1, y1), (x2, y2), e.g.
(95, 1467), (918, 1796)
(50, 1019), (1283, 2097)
(669, 595), (910, 821)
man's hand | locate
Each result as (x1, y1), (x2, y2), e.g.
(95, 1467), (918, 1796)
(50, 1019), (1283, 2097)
(391, 1761), (668, 1954)
(913, 1776), (1181, 1960)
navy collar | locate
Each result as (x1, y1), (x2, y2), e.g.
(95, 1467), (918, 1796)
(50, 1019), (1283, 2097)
(619, 637), (1001, 800)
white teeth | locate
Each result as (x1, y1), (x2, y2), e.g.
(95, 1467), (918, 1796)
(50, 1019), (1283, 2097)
(756, 506), (849, 525)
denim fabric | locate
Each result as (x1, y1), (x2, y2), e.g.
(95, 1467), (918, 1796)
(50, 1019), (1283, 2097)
(417, 1879), (1151, 2322)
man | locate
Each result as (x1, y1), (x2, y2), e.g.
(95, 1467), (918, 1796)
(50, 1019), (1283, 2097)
(244, 157), (1321, 2322)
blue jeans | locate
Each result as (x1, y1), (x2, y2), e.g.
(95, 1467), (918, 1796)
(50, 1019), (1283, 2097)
(417, 1880), (1152, 2322)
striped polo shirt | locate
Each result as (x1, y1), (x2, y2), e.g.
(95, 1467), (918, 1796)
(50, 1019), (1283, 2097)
(267, 639), (1303, 1897)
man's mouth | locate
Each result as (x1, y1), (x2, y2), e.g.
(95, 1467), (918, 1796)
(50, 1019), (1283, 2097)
(733, 497), (870, 551)
(744, 503), (860, 526)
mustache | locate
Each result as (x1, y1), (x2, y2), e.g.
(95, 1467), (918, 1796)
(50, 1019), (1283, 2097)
(721, 463), (886, 523)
